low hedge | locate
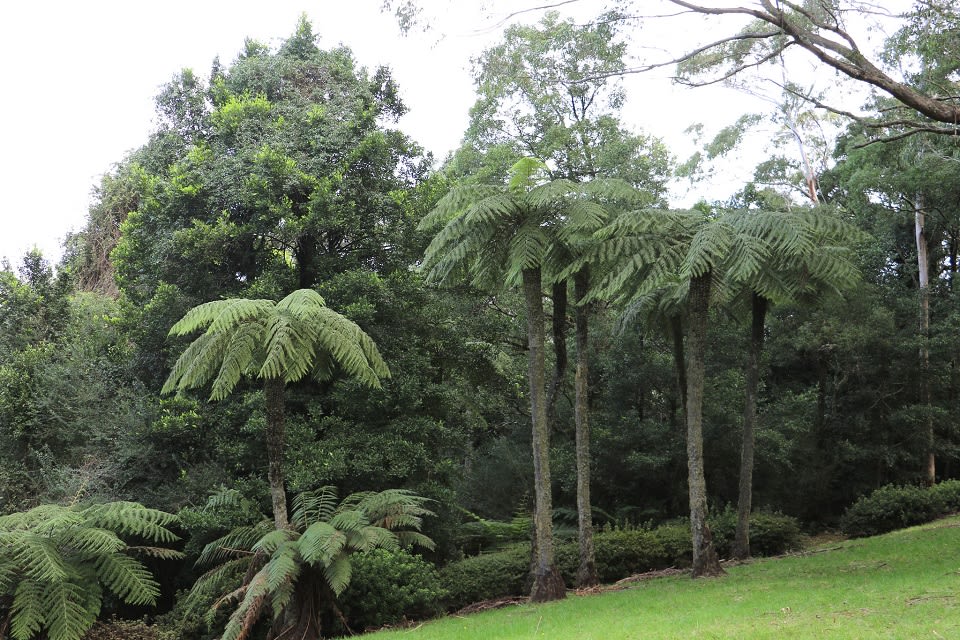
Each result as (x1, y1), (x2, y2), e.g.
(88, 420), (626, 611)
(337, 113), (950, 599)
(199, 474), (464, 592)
(440, 511), (803, 610)
(840, 479), (960, 538)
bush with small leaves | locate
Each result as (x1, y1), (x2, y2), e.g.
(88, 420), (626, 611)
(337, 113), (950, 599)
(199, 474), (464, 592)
(840, 484), (940, 538)
(334, 548), (446, 633)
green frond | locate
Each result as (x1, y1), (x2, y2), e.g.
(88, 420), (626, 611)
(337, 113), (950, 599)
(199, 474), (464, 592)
(394, 530), (436, 551)
(197, 521), (272, 567)
(81, 502), (180, 544)
(292, 486), (339, 526)
(162, 330), (231, 395)
(210, 322), (265, 401)
(251, 528), (298, 555)
(507, 157), (549, 194)
(204, 487), (244, 510)
(264, 542), (301, 596)
(60, 526), (125, 557)
(323, 555), (353, 596)
(353, 525), (400, 553)
(94, 552), (160, 606)
(10, 579), (45, 640)
(15, 534), (67, 583)
(298, 522), (346, 566)
(41, 579), (99, 640)
(205, 299), (275, 335)
(417, 184), (501, 231)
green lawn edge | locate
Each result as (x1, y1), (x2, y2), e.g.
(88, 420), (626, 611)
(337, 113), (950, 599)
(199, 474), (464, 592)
(364, 516), (960, 640)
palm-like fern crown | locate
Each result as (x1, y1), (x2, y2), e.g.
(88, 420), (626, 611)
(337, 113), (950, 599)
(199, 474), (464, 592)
(592, 205), (863, 311)
(189, 487), (433, 640)
(0, 502), (182, 640)
(419, 157), (641, 291)
(162, 288), (389, 401)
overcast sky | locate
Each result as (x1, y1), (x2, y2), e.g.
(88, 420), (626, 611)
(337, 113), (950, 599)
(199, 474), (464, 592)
(0, 0), (826, 267)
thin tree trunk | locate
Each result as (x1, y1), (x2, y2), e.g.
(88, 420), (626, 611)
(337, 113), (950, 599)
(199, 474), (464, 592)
(916, 198), (935, 485)
(264, 377), (289, 529)
(733, 293), (767, 560)
(671, 314), (687, 418)
(522, 268), (566, 602)
(686, 273), (724, 578)
(547, 280), (568, 432)
(573, 268), (598, 588)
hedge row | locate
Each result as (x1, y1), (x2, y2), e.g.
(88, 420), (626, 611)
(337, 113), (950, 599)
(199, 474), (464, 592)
(840, 479), (960, 538)
(440, 511), (802, 611)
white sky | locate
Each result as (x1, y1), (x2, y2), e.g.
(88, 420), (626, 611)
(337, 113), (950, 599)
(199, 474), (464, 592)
(0, 0), (877, 267)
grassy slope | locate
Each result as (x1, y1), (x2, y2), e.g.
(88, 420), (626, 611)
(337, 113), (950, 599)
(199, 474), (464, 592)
(367, 516), (960, 639)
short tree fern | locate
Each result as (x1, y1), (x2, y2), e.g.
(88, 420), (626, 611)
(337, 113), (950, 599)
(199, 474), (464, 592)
(0, 501), (182, 640)
(186, 487), (433, 640)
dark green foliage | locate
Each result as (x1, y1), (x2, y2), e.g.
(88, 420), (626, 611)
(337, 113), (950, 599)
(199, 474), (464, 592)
(334, 549), (446, 633)
(438, 512), (804, 610)
(841, 481), (960, 538)
(708, 508), (804, 557)
(438, 544), (530, 610)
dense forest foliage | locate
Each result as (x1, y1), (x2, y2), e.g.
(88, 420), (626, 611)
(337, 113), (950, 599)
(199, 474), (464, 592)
(2, 3), (960, 639)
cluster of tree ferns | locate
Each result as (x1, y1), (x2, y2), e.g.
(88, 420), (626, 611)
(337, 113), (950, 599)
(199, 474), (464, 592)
(2, 4), (960, 638)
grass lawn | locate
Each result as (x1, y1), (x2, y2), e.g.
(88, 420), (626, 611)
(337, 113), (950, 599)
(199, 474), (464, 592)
(366, 516), (960, 639)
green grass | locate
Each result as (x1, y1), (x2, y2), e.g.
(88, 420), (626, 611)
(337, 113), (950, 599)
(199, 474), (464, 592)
(366, 516), (960, 639)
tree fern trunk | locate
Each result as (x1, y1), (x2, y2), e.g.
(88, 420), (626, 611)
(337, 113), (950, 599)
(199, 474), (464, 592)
(686, 272), (724, 578)
(522, 267), (566, 602)
(265, 377), (288, 529)
(733, 293), (767, 560)
(574, 268), (598, 588)
(547, 279), (568, 433)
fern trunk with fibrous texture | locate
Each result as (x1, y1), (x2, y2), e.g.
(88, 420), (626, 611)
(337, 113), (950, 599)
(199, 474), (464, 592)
(685, 272), (724, 578)
(265, 377), (288, 530)
(523, 267), (566, 603)
(573, 268), (598, 588)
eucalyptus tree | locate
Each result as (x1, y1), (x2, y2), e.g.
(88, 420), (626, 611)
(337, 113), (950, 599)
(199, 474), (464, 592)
(420, 158), (633, 600)
(162, 289), (389, 529)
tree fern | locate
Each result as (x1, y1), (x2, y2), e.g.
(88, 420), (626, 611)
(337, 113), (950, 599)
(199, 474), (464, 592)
(0, 501), (181, 640)
(190, 486), (433, 640)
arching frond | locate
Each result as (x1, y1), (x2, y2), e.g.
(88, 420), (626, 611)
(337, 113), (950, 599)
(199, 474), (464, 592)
(40, 579), (99, 640)
(292, 487), (339, 526)
(94, 552), (160, 606)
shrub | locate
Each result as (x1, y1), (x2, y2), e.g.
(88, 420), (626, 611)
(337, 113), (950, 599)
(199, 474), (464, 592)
(747, 512), (804, 556)
(930, 479), (960, 514)
(588, 529), (670, 581)
(709, 508), (804, 558)
(439, 543), (530, 610)
(840, 484), (940, 538)
(336, 548), (447, 632)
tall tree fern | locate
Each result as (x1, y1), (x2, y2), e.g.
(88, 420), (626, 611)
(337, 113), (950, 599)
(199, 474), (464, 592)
(186, 487), (432, 640)
(0, 501), (182, 640)
(162, 289), (389, 530)
(420, 158), (636, 601)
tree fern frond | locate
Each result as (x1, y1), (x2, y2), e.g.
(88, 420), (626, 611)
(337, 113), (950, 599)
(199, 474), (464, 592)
(299, 522), (346, 566)
(251, 528), (298, 555)
(264, 542), (301, 595)
(15, 534), (67, 584)
(41, 579), (99, 640)
(94, 552), (160, 606)
(10, 579), (45, 640)
(210, 322), (265, 401)
(197, 522), (272, 568)
(323, 556), (353, 596)
(292, 487), (339, 526)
